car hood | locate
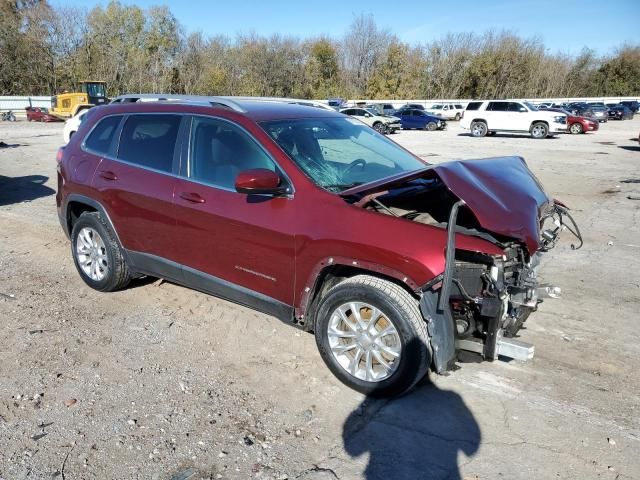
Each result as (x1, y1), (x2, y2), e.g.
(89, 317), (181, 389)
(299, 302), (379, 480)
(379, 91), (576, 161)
(341, 156), (551, 253)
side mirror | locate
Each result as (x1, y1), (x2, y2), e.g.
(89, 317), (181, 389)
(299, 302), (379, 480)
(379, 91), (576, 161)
(235, 168), (286, 195)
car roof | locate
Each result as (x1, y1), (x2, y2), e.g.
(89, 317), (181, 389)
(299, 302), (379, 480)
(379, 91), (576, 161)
(92, 97), (342, 122)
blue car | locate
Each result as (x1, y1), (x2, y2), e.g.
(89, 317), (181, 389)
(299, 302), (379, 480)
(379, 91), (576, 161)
(395, 108), (447, 131)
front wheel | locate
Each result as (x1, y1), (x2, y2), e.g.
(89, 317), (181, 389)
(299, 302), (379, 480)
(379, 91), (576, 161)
(426, 121), (437, 131)
(530, 122), (548, 139)
(470, 121), (488, 137)
(569, 122), (583, 134)
(314, 275), (431, 397)
(373, 122), (385, 134)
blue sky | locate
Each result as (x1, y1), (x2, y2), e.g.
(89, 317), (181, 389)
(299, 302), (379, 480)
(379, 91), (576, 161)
(54, 0), (639, 55)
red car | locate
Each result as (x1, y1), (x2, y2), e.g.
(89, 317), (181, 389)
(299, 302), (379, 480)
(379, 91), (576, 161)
(25, 106), (63, 122)
(542, 107), (598, 134)
(56, 98), (581, 396)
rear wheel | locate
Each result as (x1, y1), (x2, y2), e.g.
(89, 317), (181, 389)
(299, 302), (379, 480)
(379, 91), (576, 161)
(314, 275), (431, 397)
(426, 121), (437, 131)
(71, 211), (132, 292)
(470, 121), (488, 137)
(530, 122), (548, 139)
(454, 113), (461, 121)
(569, 122), (583, 134)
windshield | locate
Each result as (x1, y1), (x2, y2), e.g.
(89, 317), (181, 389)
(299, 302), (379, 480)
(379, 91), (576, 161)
(430, 104), (443, 110)
(260, 117), (427, 192)
(365, 107), (379, 116)
(524, 102), (538, 111)
(85, 83), (106, 98)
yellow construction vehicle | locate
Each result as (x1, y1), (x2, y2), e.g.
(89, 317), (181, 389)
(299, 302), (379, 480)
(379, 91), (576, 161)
(50, 81), (108, 119)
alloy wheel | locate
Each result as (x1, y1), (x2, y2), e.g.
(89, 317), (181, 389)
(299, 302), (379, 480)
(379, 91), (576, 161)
(75, 227), (108, 281)
(327, 302), (402, 382)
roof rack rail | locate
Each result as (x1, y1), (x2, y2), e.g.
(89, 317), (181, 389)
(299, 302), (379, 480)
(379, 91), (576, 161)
(109, 94), (247, 112)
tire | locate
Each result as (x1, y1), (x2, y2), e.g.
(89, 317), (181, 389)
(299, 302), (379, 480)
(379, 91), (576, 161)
(470, 121), (488, 137)
(426, 121), (437, 131)
(71, 211), (132, 292)
(373, 122), (385, 134)
(9, 113), (16, 122)
(454, 113), (461, 121)
(314, 275), (431, 397)
(569, 122), (583, 134)
(530, 122), (548, 139)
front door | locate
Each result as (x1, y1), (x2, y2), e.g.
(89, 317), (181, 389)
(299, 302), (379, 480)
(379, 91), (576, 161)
(172, 116), (296, 315)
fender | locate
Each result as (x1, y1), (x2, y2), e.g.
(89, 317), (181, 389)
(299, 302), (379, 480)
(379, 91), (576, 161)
(296, 255), (424, 325)
(61, 194), (123, 250)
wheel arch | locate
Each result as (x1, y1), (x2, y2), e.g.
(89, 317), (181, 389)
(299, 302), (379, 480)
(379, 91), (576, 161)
(63, 194), (123, 249)
(296, 258), (423, 332)
(530, 119), (549, 129)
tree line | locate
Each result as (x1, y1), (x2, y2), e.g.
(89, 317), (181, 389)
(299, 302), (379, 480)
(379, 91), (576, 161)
(1, 0), (639, 100)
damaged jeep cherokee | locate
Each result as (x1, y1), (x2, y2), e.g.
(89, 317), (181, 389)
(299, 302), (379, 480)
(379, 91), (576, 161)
(56, 97), (582, 397)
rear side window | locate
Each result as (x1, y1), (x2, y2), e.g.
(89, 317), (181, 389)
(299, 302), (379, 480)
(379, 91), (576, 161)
(84, 115), (122, 154)
(487, 102), (509, 111)
(117, 114), (181, 173)
(189, 117), (276, 190)
(465, 102), (482, 111)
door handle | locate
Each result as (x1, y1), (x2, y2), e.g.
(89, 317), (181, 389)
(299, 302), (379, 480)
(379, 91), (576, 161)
(179, 192), (206, 204)
(98, 170), (118, 181)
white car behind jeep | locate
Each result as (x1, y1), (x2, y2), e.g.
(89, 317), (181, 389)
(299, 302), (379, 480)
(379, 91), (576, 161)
(426, 103), (465, 120)
(461, 100), (567, 138)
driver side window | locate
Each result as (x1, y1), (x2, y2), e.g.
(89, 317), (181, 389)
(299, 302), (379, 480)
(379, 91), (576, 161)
(189, 117), (276, 190)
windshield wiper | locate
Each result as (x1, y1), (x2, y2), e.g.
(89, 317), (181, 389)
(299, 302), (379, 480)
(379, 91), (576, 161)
(324, 182), (363, 192)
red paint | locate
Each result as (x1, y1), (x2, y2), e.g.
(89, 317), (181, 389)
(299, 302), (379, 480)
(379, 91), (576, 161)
(25, 107), (63, 122)
(57, 101), (549, 317)
(235, 168), (282, 193)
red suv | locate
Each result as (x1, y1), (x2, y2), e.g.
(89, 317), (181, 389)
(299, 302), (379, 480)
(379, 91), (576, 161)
(56, 97), (582, 396)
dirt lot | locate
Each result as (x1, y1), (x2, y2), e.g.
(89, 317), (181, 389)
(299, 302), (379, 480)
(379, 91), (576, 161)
(1, 117), (639, 480)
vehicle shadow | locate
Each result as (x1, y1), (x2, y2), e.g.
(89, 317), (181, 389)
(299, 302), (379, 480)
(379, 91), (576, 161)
(457, 133), (559, 140)
(619, 145), (640, 152)
(0, 175), (55, 206)
(343, 378), (480, 479)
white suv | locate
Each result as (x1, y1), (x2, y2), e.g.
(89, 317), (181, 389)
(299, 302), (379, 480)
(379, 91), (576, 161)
(426, 103), (464, 120)
(461, 100), (567, 138)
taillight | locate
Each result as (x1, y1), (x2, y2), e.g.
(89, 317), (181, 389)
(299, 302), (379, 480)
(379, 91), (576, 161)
(56, 147), (64, 164)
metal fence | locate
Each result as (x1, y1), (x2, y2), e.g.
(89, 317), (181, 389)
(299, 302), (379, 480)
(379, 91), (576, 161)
(1, 95), (639, 115)
(0, 96), (52, 117)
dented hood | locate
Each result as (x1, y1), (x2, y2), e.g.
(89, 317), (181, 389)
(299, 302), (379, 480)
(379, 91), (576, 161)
(341, 156), (551, 253)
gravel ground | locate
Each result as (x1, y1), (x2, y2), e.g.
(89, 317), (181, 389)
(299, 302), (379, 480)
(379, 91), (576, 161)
(1, 117), (639, 480)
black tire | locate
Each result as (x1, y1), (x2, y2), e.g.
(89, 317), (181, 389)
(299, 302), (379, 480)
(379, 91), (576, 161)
(470, 121), (488, 137)
(426, 121), (437, 131)
(454, 113), (461, 121)
(314, 275), (431, 397)
(569, 122), (583, 134)
(71, 211), (132, 292)
(373, 122), (385, 133)
(530, 122), (548, 139)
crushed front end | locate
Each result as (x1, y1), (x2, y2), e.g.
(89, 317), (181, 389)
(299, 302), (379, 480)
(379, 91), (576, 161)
(433, 199), (583, 368)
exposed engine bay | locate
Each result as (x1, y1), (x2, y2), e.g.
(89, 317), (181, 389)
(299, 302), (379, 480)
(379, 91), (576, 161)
(351, 169), (582, 368)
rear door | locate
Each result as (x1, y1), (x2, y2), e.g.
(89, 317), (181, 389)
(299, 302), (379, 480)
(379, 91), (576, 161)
(172, 115), (296, 310)
(90, 113), (184, 268)
(485, 102), (509, 130)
